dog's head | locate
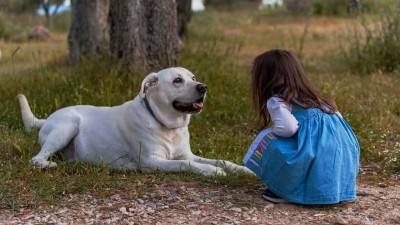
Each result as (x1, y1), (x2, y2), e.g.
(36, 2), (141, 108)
(139, 67), (206, 128)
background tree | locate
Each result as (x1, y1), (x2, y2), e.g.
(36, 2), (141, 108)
(68, 0), (110, 63)
(176, 0), (192, 37)
(109, 0), (181, 69)
(36, 0), (66, 27)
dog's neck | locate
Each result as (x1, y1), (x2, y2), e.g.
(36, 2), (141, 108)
(141, 94), (191, 129)
(143, 94), (163, 125)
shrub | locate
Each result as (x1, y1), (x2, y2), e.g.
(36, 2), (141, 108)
(342, 6), (400, 74)
(284, 0), (314, 14)
(204, 0), (260, 11)
(286, 0), (362, 16)
(313, 0), (352, 16)
(285, 0), (393, 17)
(362, 0), (400, 14)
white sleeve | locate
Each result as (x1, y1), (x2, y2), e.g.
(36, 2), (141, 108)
(267, 97), (299, 137)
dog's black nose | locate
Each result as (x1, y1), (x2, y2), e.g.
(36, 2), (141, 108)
(196, 84), (207, 93)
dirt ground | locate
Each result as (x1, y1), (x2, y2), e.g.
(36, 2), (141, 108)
(0, 174), (399, 225)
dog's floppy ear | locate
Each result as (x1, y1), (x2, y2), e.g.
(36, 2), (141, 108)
(139, 72), (158, 98)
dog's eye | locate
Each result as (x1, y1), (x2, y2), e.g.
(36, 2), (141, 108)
(173, 78), (183, 83)
(192, 77), (196, 81)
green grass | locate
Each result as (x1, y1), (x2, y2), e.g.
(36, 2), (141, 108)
(0, 9), (399, 209)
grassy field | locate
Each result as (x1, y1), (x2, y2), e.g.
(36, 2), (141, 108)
(0, 8), (399, 209)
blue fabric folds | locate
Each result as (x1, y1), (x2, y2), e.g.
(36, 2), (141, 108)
(244, 108), (360, 204)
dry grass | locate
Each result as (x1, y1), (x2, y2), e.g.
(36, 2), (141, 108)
(0, 33), (67, 76)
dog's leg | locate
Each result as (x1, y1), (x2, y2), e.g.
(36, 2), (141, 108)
(190, 155), (254, 174)
(140, 157), (226, 176)
(32, 123), (79, 168)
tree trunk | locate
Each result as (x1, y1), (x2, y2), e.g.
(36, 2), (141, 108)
(109, 0), (181, 69)
(109, 1), (145, 68)
(68, 0), (110, 63)
(176, 0), (192, 37)
(39, 2), (51, 28)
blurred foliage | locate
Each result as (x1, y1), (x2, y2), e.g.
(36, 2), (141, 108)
(0, 12), (26, 42)
(0, 0), (37, 14)
(0, 0), (67, 15)
(49, 12), (71, 32)
(342, 5), (400, 74)
(284, 0), (399, 16)
(204, 0), (260, 10)
(0, 11), (70, 42)
(362, 0), (400, 13)
(0, 0), (68, 36)
(313, 0), (353, 16)
(284, 0), (314, 14)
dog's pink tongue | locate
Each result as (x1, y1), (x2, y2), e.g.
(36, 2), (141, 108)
(194, 102), (204, 109)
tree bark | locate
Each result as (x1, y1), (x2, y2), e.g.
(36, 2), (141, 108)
(42, 3), (50, 28)
(109, 1), (145, 68)
(176, 0), (192, 37)
(109, 0), (181, 69)
(68, 0), (110, 63)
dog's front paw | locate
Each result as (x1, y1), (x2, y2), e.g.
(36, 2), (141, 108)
(244, 167), (255, 175)
(213, 167), (227, 176)
(235, 166), (255, 175)
(31, 158), (58, 169)
(203, 167), (226, 176)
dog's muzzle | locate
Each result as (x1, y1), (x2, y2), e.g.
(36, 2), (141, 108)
(196, 84), (207, 94)
(173, 84), (207, 114)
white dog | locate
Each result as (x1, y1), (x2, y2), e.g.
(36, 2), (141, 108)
(18, 67), (252, 176)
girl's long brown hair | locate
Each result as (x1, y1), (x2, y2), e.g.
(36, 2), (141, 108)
(251, 49), (338, 129)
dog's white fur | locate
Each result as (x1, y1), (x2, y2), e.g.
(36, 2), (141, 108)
(18, 67), (252, 176)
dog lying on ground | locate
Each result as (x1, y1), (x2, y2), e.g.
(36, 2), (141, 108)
(18, 67), (252, 176)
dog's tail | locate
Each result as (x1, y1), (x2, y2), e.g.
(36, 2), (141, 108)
(17, 94), (46, 132)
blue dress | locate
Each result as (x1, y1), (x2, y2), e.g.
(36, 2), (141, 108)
(243, 107), (360, 204)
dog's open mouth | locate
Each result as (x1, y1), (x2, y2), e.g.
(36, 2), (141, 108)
(173, 96), (205, 113)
